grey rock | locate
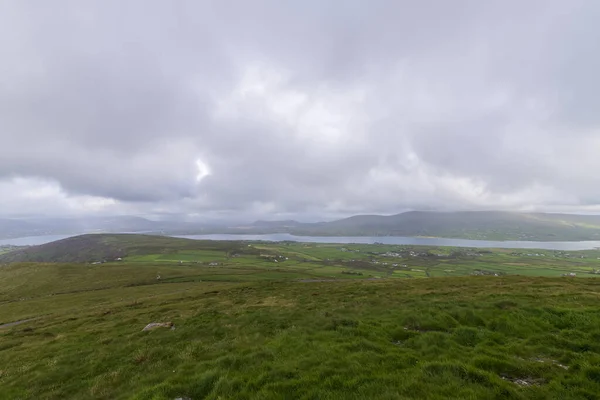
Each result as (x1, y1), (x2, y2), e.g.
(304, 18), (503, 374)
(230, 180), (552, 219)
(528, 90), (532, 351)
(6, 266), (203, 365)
(142, 322), (173, 331)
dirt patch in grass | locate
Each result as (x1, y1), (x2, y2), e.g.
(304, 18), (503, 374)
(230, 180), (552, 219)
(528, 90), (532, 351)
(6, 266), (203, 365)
(251, 296), (296, 308)
(0, 317), (40, 329)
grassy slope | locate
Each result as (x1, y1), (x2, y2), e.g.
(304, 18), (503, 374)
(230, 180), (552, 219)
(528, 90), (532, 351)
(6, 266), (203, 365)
(2, 271), (600, 399)
(3, 239), (600, 398)
(0, 234), (250, 264)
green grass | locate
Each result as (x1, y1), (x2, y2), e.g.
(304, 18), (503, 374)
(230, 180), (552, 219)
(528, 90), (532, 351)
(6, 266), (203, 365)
(0, 234), (253, 264)
(3, 236), (600, 398)
(3, 274), (600, 399)
(0, 246), (21, 256)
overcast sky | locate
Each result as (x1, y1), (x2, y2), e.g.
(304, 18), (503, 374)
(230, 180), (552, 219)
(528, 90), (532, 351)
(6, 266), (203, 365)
(1, 1), (600, 220)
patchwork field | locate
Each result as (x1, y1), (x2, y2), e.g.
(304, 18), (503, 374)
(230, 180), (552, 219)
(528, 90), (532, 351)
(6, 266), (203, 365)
(117, 239), (600, 279)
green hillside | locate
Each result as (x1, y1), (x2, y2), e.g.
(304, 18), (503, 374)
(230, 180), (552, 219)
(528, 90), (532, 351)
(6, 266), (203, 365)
(2, 265), (600, 399)
(3, 236), (600, 398)
(0, 234), (249, 264)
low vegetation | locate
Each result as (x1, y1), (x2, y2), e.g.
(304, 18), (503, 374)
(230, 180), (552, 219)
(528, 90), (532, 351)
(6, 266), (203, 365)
(0, 244), (22, 256)
(2, 235), (600, 399)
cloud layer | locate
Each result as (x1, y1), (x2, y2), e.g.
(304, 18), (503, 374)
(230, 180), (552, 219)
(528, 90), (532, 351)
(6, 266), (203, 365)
(2, 1), (600, 219)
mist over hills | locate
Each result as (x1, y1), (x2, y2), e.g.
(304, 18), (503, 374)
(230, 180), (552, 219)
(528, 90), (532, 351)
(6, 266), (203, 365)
(0, 216), (166, 238)
(3, 211), (600, 241)
(288, 211), (600, 240)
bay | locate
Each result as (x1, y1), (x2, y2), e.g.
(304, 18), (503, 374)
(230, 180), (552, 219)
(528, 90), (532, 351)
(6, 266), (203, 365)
(2, 233), (600, 251)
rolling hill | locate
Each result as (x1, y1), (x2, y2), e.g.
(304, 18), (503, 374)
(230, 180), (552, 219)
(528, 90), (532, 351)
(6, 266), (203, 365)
(0, 234), (244, 263)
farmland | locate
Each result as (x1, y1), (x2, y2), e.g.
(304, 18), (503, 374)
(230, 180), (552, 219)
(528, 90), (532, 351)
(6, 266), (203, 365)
(121, 239), (600, 279)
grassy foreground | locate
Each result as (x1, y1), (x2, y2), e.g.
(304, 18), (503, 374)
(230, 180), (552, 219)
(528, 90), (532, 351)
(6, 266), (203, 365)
(2, 236), (600, 399)
(2, 266), (600, 398)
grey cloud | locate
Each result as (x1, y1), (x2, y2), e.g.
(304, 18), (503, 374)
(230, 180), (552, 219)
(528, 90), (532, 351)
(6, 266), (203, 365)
(1, 1), (600, 218)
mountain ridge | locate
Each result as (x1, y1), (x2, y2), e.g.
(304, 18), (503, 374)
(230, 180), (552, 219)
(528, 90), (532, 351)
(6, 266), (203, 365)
(3, 211), (600, 241)
(244, 211), (600, 240)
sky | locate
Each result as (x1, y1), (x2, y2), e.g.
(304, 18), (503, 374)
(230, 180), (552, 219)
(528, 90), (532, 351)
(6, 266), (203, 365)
(1, 0), (600, 220)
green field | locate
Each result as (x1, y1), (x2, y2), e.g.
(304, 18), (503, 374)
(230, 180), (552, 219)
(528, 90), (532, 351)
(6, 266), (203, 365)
(2, 235), (600, 398)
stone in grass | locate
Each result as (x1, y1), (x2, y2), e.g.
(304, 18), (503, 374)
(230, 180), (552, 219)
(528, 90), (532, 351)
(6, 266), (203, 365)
(142, 322), (174, 331)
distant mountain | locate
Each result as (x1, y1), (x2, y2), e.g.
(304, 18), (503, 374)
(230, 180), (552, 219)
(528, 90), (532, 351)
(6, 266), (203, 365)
(0, 219), (31, 237)
(3, 211), (600, 241)
(0, 215), (194, 239)
(251, 220), (302, 228)
(287, 211), (600, 240)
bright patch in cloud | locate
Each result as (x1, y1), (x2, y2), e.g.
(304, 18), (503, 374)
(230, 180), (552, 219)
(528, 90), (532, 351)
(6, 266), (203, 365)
(196, 158), (211, 183)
